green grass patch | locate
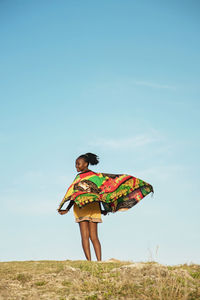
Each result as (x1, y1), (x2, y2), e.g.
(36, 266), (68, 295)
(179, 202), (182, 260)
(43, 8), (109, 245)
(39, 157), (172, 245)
(15, 273), (32, 283)
(35, 281), (47, 286)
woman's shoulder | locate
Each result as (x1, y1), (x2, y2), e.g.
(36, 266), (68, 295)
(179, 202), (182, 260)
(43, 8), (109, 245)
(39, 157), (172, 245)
(78, 169), (98, 175)
(76, 170), (98, 179)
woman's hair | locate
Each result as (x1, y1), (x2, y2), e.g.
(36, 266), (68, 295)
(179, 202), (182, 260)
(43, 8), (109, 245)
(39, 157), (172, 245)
(78, 153), (99, 165)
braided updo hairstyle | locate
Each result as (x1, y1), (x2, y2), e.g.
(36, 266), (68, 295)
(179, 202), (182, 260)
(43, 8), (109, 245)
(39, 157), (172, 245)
(78, 153), (99, 165)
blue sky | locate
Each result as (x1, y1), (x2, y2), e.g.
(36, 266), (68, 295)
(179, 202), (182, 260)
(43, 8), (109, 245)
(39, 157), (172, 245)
(0, 0), (200, 265)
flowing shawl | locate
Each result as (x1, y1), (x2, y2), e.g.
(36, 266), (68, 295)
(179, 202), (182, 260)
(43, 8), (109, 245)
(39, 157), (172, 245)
(58, 170), (153, 213)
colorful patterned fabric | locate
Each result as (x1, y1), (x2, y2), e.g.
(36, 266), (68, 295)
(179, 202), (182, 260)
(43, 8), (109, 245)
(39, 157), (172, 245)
(58, 170), (153, 213)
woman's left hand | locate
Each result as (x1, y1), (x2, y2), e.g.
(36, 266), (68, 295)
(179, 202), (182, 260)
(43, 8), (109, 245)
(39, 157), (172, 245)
(57, 209), (69, 215)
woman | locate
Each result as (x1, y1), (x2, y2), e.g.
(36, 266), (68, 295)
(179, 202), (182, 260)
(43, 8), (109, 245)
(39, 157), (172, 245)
(57, 153), (153, 261)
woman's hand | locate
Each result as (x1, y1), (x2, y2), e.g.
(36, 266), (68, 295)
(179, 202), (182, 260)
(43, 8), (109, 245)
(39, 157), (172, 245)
(57, 209), (69, 215)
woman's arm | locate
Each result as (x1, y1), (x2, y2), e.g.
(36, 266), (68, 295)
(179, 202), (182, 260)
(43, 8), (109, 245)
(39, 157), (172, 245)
(57, 200), (74, 215)
(66, 200), (74, 210)
(99, 202), (108, 215)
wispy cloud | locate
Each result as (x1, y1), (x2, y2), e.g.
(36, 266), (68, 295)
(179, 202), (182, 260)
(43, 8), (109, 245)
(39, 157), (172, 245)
(12, 171), (72, 187)
(136, 165), (186, 182)
(89, 134), (159, 150)
(2, 195), (58, 216)
(133, 80), (176, 90)
(1, 171), (72, 216)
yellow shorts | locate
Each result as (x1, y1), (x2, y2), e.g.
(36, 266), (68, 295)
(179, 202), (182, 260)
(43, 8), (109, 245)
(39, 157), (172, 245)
(73, 201), (102, 223)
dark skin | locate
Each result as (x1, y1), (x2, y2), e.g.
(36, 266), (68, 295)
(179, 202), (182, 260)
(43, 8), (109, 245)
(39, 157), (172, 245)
(57, 157), (107, 261)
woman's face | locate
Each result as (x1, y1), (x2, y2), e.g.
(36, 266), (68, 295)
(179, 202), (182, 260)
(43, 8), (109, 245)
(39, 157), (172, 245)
(75, 158), (88, 172)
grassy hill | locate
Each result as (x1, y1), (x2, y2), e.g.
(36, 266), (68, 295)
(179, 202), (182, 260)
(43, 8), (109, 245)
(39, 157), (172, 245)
(0, 259), (199, 299)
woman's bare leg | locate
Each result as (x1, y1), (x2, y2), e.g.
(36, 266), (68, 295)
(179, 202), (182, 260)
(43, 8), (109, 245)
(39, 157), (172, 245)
(79, 221), (91, 261)
(89, 222), (102, 261)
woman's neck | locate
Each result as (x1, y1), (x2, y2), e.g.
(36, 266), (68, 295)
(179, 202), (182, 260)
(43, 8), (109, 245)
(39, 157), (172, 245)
(80, 168), (90, 173)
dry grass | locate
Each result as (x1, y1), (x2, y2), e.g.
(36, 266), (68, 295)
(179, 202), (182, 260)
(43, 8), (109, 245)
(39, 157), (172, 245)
(0, 260), (199, 299)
